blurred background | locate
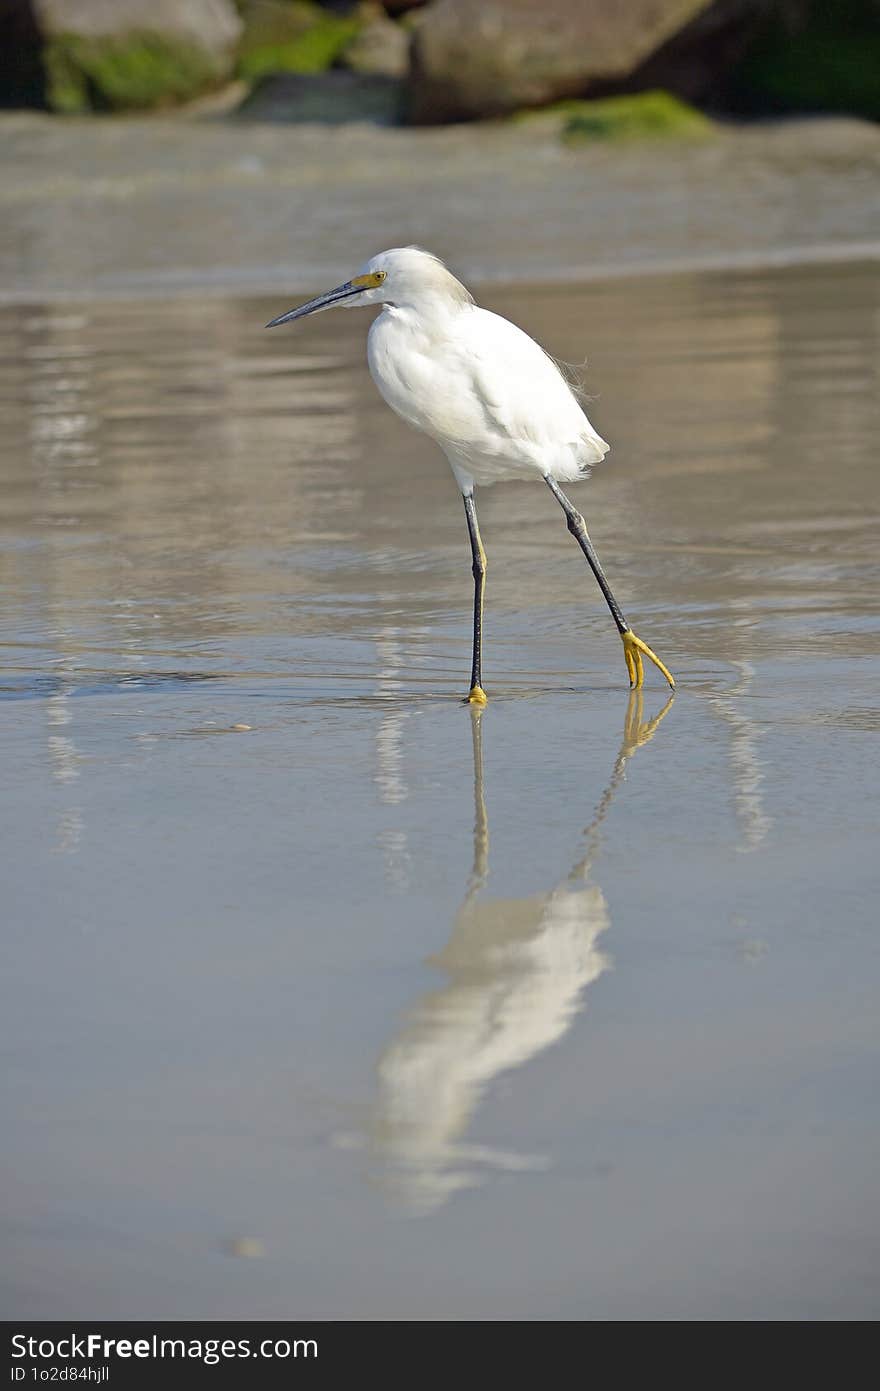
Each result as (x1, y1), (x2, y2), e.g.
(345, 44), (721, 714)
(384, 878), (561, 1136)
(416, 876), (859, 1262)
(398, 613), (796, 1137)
(3, 1), (879, 124)
(2, 1), (879, 1324)
(1, 0), (879, 297)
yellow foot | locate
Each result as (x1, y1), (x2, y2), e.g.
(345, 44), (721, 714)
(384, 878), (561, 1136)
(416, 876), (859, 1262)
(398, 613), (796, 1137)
(467, 685), (488, 705)
(621, 630), (675, 690)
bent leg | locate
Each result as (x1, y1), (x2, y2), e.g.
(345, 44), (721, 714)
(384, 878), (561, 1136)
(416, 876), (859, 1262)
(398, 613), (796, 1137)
(544, 475), (674, 689)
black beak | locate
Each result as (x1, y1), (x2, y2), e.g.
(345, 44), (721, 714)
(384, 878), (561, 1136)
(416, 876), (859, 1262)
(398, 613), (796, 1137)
(265, 281), (365, 328)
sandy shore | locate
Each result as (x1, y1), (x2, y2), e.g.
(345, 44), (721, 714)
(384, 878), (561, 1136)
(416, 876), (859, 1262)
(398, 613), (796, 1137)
(1, 110), (878, 299)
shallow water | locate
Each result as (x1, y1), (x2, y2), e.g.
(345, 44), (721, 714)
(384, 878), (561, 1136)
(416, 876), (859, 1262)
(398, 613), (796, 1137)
(2, 261), (879, 1319)
(2, 112), (879, 298)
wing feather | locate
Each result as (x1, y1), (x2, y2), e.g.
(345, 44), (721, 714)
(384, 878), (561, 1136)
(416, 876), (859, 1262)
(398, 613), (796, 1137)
(455, 308), (609, 477)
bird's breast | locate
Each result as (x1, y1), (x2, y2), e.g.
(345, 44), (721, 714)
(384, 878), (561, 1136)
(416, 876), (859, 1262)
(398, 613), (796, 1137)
(367, 310), (475, 445)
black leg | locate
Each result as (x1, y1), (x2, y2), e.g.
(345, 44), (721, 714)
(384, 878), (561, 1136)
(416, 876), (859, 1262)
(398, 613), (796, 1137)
(463, 493), (487, 703)
(544, 474), (674, 689)
(544, 475), (629, 632)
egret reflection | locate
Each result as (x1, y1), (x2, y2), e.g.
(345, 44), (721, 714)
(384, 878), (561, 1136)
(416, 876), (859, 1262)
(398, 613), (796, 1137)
(369, 692), (674, 1213)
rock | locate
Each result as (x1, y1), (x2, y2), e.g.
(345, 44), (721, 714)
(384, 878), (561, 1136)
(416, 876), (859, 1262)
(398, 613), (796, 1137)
(0, 1), (44, 107)
(340, 4), (410, 79)
(31, 0), (241, 50)
(407, 0), (773, 124)
(238, 69), (403, 124)
(236, 1), (360, 83)
(618, 0), (778, 105)
(6, 0), (243, 111)
(729, 0), (880, 120)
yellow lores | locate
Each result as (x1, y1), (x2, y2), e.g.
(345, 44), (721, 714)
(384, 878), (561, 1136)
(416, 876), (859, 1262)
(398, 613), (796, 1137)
(350, 271), (387, 290)
(267, 248), (675, 698)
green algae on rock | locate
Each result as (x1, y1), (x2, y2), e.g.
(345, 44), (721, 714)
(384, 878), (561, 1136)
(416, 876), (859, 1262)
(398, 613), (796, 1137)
(561, 91), (714, 143)
(44, 33), (230, 113)
(236, 1), (361, 82)
(18, 0), (242, 113)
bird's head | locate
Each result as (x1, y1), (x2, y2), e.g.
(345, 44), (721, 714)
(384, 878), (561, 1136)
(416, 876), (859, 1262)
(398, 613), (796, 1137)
(265, 247), (472, 328)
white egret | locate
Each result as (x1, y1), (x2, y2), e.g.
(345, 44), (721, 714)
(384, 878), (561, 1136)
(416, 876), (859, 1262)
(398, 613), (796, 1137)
(267, 247), (674, 701)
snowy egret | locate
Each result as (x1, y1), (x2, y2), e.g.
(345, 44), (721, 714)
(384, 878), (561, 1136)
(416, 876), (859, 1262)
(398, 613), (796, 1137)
(267, 247), (674, 701)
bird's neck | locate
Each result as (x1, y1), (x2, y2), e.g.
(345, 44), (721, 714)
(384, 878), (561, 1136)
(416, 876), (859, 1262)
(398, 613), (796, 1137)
(381, 297), (471, 330)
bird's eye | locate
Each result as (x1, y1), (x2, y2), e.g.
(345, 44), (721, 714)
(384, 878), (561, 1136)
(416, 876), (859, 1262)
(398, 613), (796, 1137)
(376, 271), (387, 284)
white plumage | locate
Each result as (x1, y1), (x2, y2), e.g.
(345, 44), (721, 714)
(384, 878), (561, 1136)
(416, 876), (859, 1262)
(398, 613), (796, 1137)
(267, 246), (674, 698)
(362, 248), (609, 490)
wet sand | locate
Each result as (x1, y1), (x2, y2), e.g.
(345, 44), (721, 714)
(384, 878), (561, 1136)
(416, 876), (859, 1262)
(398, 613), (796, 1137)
(1, 111), (879, 299)
(1, 260), (879, 1318)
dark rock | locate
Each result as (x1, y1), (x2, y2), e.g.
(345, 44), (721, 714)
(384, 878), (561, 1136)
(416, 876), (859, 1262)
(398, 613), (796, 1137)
(237, 69), (403, 123)
(729, 0), (880, 120)
(0, 2), (44, 106)
(612, 0), (778, 105)
(407, 0), (773, 124)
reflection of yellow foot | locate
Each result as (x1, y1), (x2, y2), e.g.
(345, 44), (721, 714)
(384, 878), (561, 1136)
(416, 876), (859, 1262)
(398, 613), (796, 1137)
(467, 685), (488, 705)
(621, 630), (675, 690)
(622, 689), (675, 756)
